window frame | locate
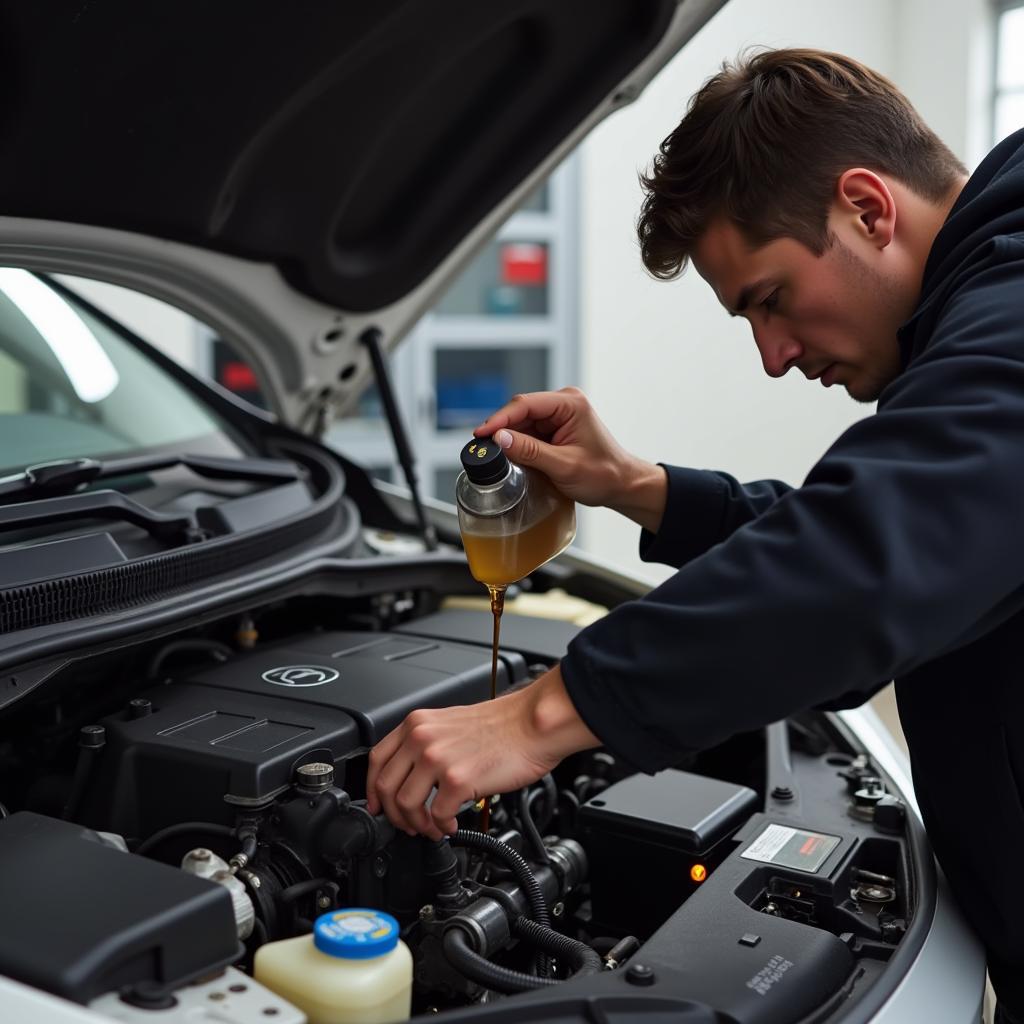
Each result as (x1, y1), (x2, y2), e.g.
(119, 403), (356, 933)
(992, 0), (1024, 144)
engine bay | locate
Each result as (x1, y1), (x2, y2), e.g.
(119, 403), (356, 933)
(0, 597), (922, 1023)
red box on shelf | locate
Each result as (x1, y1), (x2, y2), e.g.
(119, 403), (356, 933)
(500, 242), (547, 286)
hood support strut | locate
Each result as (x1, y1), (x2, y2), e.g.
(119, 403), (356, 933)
(360, 327), (438, 552)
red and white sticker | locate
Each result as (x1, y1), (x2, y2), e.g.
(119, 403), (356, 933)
(741, 823), (840, 874)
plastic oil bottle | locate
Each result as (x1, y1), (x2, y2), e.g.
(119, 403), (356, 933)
(253, 908), (412, 1024)
(455, 436), (576, 829)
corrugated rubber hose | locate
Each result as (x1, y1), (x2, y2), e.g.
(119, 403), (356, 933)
(450, 828), (551, 976)
(442, 915), (602, 993)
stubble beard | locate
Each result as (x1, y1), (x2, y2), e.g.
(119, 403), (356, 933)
(833, 239), (904, 404)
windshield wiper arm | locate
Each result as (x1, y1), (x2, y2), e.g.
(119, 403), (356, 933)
(0, 453), (302, 504)
(0, 490), (201, 543)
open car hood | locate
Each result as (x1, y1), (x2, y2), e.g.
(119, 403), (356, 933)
(0, 0), (725, 429)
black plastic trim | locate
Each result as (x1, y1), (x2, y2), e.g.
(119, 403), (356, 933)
(0, 549), (476, 692)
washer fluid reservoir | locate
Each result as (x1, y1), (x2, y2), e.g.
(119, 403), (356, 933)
(253, 908), (411, 1024)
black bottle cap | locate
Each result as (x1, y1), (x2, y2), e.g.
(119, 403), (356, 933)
(460, 437), (509, 485)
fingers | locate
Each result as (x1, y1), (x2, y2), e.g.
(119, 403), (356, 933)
(394, 760), (449, 840)
(369, 713), (475, 839)
(475, 389), (582, 439)
(365, 724), (403, 815)
(428, 763), (476, 836)
(495, 429), (572, 480)
(371, 746), (417, 834)
(365, 691), (565, 840)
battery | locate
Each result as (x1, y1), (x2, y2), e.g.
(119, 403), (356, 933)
(579, 768), (758, 938)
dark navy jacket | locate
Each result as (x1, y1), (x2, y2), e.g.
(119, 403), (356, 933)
(560, 127), (1024, 1008)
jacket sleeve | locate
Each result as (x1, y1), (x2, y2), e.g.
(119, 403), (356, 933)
(640, 465), (792, 568)
(562, 240), (1024, 772)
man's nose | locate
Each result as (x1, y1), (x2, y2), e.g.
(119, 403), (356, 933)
(753, 326), (802, 378)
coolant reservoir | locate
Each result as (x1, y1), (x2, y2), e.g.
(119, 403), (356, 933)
(253, 909), (412, 1024)
(456, 436), (576, 588)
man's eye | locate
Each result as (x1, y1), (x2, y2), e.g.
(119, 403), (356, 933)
(761, 290), (780, 312)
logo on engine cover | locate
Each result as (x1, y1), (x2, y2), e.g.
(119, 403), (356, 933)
(261, 665), (340, 687)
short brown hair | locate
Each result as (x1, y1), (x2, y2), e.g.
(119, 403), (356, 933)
(637, 48), (966, 279)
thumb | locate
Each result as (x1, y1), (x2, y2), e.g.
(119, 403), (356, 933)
(495, 429), (569, 478)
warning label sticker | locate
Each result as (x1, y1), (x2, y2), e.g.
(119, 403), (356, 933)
(741, 823), (840, 873)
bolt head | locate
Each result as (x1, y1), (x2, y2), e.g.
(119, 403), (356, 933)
(626, 963), (655, 986)
(79, 724), (106, 747)
(127, 699), (153, 722)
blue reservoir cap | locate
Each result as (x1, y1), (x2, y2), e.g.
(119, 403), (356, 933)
(314, 908), (400, 960)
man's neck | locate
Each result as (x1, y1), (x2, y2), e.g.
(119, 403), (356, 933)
(898, 175), (969, 291)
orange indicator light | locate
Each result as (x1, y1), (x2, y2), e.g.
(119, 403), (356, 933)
(690, 863), (708, 883)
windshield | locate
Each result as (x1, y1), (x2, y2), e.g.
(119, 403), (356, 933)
(0, 271), (244, 474)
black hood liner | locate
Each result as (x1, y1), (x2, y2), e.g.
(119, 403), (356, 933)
(1, 1), (674, 311)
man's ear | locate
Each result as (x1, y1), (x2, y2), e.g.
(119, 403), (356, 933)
(834, 168), (896, 250)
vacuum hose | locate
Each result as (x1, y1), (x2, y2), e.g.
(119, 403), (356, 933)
(134, 821), (235, 857)
(518, 787), (551, 865)
(442, 915), (602, 993)
(449, 830), (549, 929)
(450, 828), (551, 976)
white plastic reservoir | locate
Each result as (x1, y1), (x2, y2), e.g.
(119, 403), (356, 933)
(254, 908), (412, 1024)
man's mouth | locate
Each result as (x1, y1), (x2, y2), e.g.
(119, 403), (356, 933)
(820, 364), (838, 388)
(804, 363), (836, 384)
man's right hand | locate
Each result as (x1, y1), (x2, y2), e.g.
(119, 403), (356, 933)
(474, 387), (669, 534)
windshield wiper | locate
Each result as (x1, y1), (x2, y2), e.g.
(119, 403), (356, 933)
(0, 490), (203, 543)
(0, 453), (303, 505)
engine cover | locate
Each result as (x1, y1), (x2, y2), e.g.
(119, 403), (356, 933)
(82, 630), (527, 839)
(0, 813), (239, 1003)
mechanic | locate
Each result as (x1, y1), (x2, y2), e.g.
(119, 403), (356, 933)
(368, 48), (1024, 1021)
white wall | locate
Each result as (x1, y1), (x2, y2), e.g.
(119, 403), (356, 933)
(896, 0), (995, 168)
(575, 0), (993, 583)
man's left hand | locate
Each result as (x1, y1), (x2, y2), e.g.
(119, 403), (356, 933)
(366, 664), (600, 841)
